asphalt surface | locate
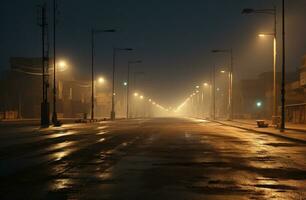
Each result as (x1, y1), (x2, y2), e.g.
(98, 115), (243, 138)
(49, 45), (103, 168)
(0, 118), (306, 199)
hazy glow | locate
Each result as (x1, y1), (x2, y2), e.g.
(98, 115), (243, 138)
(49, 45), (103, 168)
(98, 77), (105, 84)
(258, 34), (266, 38)
(134, 92), (139, 97)
(57, 60), (68, 72)
(256, 101), (262, 108)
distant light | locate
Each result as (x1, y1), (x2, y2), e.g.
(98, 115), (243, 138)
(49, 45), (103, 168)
(196, 90), (199, 93)
(134, 92), (139, 97)
(220, 70), (226, 74)
(140, 95), (144, 99)
(149, 99), (152, 102)
(258, 34), (266, 38)
(196, 85), (200, 89)
(123, 82), (128, 86)
(98, 77), (105, 84)
(256, 101), (262, 108)
(216, 88), (220, 91)
(57, 60), (68, 72)
(203, 83), (209, 87)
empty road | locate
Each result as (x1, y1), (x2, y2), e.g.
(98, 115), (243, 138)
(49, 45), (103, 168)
(1, 118), (306, 199)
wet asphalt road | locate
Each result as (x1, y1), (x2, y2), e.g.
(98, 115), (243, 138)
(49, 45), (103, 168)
(0, 118), (306, 200)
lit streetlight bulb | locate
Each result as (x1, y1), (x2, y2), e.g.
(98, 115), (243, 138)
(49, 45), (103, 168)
(57, 60), (68, 72)
(98, 77), (105, 84)
(258, 34), (266, 38)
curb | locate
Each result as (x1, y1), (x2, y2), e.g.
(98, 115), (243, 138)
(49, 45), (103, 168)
(213, 120), (306, 144)
(231, 120), (306, 134)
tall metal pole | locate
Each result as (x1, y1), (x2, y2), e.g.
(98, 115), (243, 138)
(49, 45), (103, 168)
(111, 48), (116, 120)
(213, 65), (216, 120)
(273, 7), (278, 124)
(39, 4), (50, 127)
(126, 62), (131, 119)
(229, 49), (233, 120)
(280, 0), (286, 131)
(91, 29), (95, 120)
(52, 0), (58, 124)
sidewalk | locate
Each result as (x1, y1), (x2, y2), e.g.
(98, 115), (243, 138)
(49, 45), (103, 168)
(0, 118), (82, 128)
(215, 119), (306, 144)
(232, 119), (306, 133)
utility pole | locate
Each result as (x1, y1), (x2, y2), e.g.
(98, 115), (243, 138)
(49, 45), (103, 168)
(111, 48), (116, 120)
(51, 0), (59, 125)
(281, 0), (286, 131)
(127, 62), (131, 118)
(230, 48), (233, 120)
(38, 3), (50, 127)
(213, 65), (216, 120)
(91, 29), (95, 121)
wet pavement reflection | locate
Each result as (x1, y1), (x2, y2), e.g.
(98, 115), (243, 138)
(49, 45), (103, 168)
(0, 118), (306, 199)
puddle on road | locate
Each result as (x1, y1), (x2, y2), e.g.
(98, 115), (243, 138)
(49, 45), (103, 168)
(44, 130), (77, 139)
(96, 131), (108, 135)
(265, 142), (299, 147)
(96, 126), (108, 130)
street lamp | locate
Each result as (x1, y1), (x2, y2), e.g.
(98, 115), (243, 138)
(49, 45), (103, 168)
(98, 77), (105, 84)
(212, 49), (234, 120)
(57, 60), (68, 72)
(111, 48), (134, 120)
(127, 60), (142, 119)
(256, 101), (263, 108)
(91, 28), (116, 121)
(281, 0), (286, 131)
(242, 6), (278, 125)
(51, 0), (58, 126)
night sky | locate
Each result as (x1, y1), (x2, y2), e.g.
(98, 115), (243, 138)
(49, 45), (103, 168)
(1, 0), (306, 107)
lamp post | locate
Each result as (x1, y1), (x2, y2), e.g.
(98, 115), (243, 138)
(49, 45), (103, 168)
(38, 3), (49, 127)
(212, 65), (216, 120)
(111, 48), (133, 120)
(51, 0), (58, 125)
(203, 82), (212, 119)
(127, 60), (142, 119)
(90, 28), (116, 121)
(281, 0), (286, 131)
(212, 49), (233, 120)
(242, 6), (278, 125)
